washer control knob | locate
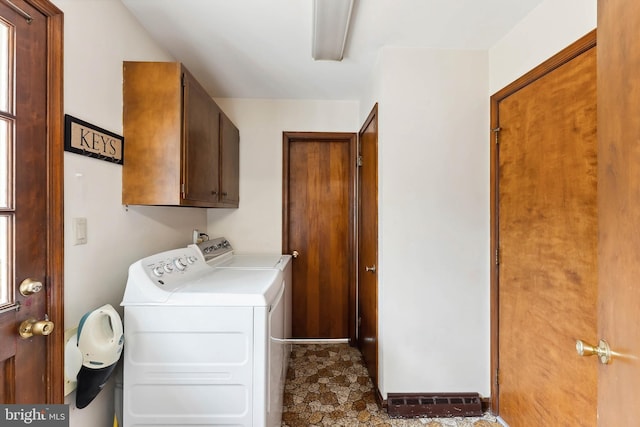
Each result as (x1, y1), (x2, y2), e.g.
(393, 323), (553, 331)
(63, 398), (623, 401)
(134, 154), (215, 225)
(152, 266), (164, 277)
(163, 263), (174, 273)
(187, 256), (197, 264)
(174, 257), (188, 271)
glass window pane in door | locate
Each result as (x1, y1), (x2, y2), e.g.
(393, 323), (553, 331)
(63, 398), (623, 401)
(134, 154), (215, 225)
(0, 118), (9, 208)
(0, 18), (11, 306)
(0, 21), (9, 113)
(0, 215), (9, 306)
(0, 19), (10, 209)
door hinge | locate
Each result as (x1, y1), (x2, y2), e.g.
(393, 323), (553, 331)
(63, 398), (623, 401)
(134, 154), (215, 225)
(495, 248), (500, 265)
(495, 369), (500, 386)
(181, 183), (185, 195)
(492, 127), (501, 145)
(357, 155), (363, 167)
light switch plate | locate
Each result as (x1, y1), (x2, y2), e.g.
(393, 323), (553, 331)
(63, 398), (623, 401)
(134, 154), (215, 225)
(72, 217), (87, 245)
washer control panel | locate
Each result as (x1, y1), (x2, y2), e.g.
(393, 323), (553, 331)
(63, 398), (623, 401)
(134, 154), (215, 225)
(149, 255), (197, 277)
(140, 248), (208, 287)
(124, 247), (217, 305)
(193, 237), (233, 262)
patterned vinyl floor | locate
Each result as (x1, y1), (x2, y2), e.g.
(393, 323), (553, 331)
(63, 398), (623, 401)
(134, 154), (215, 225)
(282, 344), (502, 427)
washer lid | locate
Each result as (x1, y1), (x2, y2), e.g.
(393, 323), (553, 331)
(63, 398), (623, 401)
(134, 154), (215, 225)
(179, 268), (281, 306)
(212, 254), (290, 270)
(125, 268), (283, 307)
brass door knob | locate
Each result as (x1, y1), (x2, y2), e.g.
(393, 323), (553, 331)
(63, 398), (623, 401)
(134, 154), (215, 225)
(19, 278), (43, 296)
(365, 265), (376, 273)
(19, 316), (54, 339)
(576, 339), (611, 364)
(292, 250), (299, 258)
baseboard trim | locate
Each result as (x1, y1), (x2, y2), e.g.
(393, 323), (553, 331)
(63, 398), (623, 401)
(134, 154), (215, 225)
(481, 397), (491, 413)
(376, 387), (385, 408)
(496, 416), (510, 426)
(284, 338), (349, 344)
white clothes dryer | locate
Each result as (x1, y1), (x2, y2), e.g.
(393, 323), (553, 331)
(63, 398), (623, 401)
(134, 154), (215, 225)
(121, 242), (290, 427)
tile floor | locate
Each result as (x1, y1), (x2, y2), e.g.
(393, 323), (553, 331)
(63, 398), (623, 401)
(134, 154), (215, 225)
(282, 343), (502, 427)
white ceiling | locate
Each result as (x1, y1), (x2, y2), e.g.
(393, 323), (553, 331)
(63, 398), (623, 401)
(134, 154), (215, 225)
(120, 0), (543, 100)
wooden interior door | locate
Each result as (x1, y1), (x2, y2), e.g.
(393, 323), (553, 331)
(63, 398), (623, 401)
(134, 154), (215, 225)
(597, 0), (640, 422)
(493, 36), (597, 425)
(283, 132), (356, 339)
(357, 105), (379, 386)
(0, 0), (63, 403)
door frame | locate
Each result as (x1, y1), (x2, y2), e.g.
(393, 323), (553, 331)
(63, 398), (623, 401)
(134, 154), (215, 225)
(489, 29), (596, 414)
(27, 0), (64, 403)
(282, 131), (357, 342)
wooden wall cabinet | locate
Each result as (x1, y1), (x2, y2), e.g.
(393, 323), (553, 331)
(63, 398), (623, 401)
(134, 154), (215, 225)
(122, 61), (239, 208)
(219, 112), (240, 206)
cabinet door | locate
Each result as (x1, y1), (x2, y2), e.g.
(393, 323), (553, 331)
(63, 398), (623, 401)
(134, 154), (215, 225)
(219, 113), (240, 206)
(183, 70), (220, 205)
(123, 62), (183, 205)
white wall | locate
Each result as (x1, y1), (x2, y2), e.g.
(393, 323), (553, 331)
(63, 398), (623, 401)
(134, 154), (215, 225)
(206, 99), (360, 251)
(374, 47), (490, 397)
(489, 0), (597, 94)
(359, 52), (383, 124)
(52, 1), (207, 426)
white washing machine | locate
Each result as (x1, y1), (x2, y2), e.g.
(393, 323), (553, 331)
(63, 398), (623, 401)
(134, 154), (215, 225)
(189, 237), (292, 341)
(121, 241), (291, 427)
(189, 237), (293, 425)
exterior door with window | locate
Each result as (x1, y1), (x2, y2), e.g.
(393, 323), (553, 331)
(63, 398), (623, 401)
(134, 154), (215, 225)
(0, 0), (63, 403)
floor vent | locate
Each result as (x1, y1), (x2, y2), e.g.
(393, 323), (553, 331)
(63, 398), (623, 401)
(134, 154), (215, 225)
(387, 392), (483, 418)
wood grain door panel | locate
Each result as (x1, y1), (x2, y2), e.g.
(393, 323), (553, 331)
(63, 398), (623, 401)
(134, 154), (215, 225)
(1, 1), (48, 403)
(494, 42), (597, 425)
(597, 0), (640, 423)
(0, 0), (64, 404)
(283, 132), (356, 339)
(357, 105), (379, 386)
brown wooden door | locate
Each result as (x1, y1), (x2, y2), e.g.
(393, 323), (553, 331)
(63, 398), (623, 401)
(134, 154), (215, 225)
(597, 0), (640, 422)
(357, 105), (379, 386)
(0, 0), (63, 403)
(283, 132), (356, 339)
(494, 40), (597, 425)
